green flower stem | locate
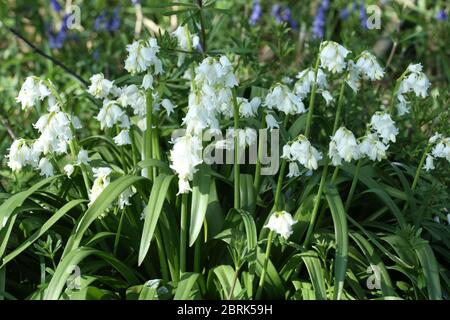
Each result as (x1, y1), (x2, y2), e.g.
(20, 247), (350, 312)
(116, 126), (128, 174)
(180, 193), (188, 275)
(303, 76), (347, 248)
(232, 89), (241, 209)
(129, 126), (138, 166)
(331, 166), (340, 183)
(254, 111), (266, 193)
(228, 266), (240, 300)
(303, 163), (329, 248)
(344, 158), (363, 211)
(144, 91), (154, 180)
(194, 233), (201, 273)
(273, 159), (287, 211)
(113, 208), (125, 256)
(332, 81), (346, 133)
(412, 144), (431, 191)
(304, 55), (321, 138)
(255, 230), (274, 300)
(46, 81), (91, 192)
(155, 226), (170, 282)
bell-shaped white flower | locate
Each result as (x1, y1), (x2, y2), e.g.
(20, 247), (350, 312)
(169, 135), (203, 195)
(287, 161), (301, 178)
(96, 101), (125, 130)
(329, 127), (360, 166)
(265, 84), (305, 115)
(319, 41), (351, 74)
(239, 97), (261, 117)
(38, 157), (54, 177)
(264, 210), (297, 240)
(64, 164), (75, 177)
(33, 109), (73, 155)
(355, 51), (384, 80)
(124, 38), (163, 75)
(118, 187), (135, 209)
(7, 139), (40, 171)
(161, 99), (176, 115)
(423, 154), (435, 171)
(359, 133), (388, 162)
(287, 135), (323, 171)
(88, 73), (113, 99)
(89, 167), (112, 205)
(294, 68), (328, 98)
(77, 149), (90, 165)
(370, 112), (398, 144)
(431, 136), (450, 162)
(345, 60), (361, 92)
(16, 76), (51, 110)
(265, 114), (279, 131)
(396, 63), (431, 116)
(142, 73), (154, 90)
(172, 25), (201, 66)
(113, 129), (131, 146)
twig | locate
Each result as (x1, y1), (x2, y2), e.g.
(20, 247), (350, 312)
(5, 26), (88, 87)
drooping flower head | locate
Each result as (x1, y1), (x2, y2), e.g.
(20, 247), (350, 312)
(16, 76), (51, 110)
(169, 135), (203, 195)
(88, 73), (114, 99)
(264, 211), (297, 239)
(370, 112), (398, 144)
(319, 41), (351, 74)
(265, 84), (305, 115)
(124, 38), (163, 75)
(329, 127), (360, 166)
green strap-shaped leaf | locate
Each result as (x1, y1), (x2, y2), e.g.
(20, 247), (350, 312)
(415, 242), (442, 300)
(138, 174), (174, 265)
(239, 174), (256, 214)
(350, 232), (397, 298)
(189, 166), (210, 247)
(0, 175), (62, 233)
(63, 175), (146, 256)
(299, 251), (327, 300)
(1, 199), (86, 268)
(213, 265), (242, 299)
(44, 247), (140, 300)
(174, 272), (199, 300)
(324, 184), (348, 300)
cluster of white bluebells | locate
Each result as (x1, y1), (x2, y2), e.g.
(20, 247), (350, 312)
(294, 68), (333, 105)
(328, 112), (398, 166)
(281, 135), (323, 177)
(395, 63), (431, 116)
(8, 77), (85, 178)
(319, 41), (385, 93)
(423, 133), (450, 171)
(183, 55), (238, 135)
(264, 210), (296, 240)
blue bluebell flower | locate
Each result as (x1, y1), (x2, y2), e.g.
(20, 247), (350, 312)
(271, 4), (283, 24)
(107, 7), (121, 32)
(340, 8), (350, 20)
(359, 1), (368, 29)
(436, 9), (448, 21)
(50, 0), (62, 12)
(281, 8), (298, 30)
(249, 0), (262, 26)
(94, 11), (107, 31)
(48, 14), (70, 49)
(312, 0), (329, 39)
